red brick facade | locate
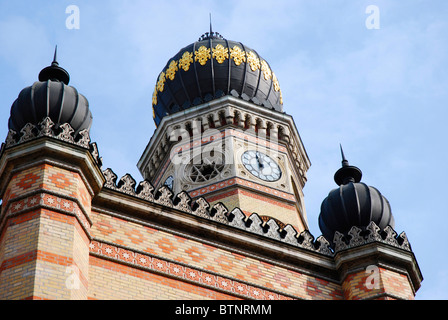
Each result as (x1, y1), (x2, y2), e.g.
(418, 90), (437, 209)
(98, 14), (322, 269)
(0, 127), (422, 300)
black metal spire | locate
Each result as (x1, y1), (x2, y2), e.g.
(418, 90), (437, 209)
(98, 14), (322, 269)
(334, 145), (363, 185)
(210, 13), (213, 35)
(38, 45), (70, 85)
(198, 14), (223, 41)
(340, 144), (349, 167)
(52, 45), (59, 66)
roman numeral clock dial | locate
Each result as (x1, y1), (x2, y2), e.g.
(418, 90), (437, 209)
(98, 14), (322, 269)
(241, 151), (282, 182)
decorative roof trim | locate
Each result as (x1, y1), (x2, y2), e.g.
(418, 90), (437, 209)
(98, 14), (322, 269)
(332, 222), (412, 253)
(1, 116), (102, 167)
(100, 167), (413, 257)
(0, 119), (413, 258)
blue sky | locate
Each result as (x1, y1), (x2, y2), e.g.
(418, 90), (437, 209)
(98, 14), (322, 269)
(0, 0), (446, 299)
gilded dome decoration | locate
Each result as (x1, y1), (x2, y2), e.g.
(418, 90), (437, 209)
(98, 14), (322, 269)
(246, 51), (260, 72)
(212, 44), (229, 64)
(179, 51), (193, 71)
(272, 73), (280, 92)
(230, 46), (246, 66)
(156, 71), (166, 92)
(151, 31), (284, 126)
(261, 60), (272, 80)
(152, 87), (158, 105)
(194, 46), (211, 66)
(165, 60), (178, 81)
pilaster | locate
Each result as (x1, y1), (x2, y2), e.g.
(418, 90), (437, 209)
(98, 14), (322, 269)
(0, 132), (103, 300)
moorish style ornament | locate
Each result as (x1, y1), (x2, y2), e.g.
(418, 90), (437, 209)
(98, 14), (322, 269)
(194, 46), (211, 66)
(263, 219), (281, 241)
(229, 46), (246, 66)
(151, 32), (284, 126)
(156, 71), (166, 92)
(152, 87), (158, 105)
(18, 123), (36, 143)
(117, 174), (137, 195)
(165, 60), (178, 81)
(5, 129), (16, 147)
(298, 230), (315, 251)
(155, 186), (173, 207)
(261, 60), (272, 80)
(178, 51), (193, 71)
(57, 123), (75, 143)
(103, 168), (118, 189)
(246, 51), (260, 72)
(174, 191), (192, 213)
(38, 117), (55, 137)
(136, 180), (155, 201)
(191, 197), (210, 219)
(77, 129), (91, 148)
(272, 73), (281, 92)
(210, 202), (229, 224)
(212, 44), (229, 64)
(228, 208), (247, 230)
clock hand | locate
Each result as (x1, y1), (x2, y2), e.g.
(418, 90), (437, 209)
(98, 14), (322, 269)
(256, 153), (265, 168)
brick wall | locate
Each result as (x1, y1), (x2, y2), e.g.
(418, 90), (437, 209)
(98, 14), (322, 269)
(0, 145), (419, 300)
(89, 256), (240, 300)
(0, 163), (92, 300)
(89, 210), (342, 300)
(342, 267), (414, 300)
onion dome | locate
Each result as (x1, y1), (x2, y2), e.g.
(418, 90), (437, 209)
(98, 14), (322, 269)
(318, 146), (395, 244)
(152, 28), (284, 126)
(8, 47), (92, 135)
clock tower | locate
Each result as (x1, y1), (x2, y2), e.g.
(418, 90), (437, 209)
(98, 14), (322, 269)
(138, 30), (310, 232)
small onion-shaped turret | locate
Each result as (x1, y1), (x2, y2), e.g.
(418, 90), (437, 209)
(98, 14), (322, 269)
(8, 47), (92, 136)
(318, 146), (395, 245)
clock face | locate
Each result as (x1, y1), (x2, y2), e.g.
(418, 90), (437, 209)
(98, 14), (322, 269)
(241, 151), (282, 182)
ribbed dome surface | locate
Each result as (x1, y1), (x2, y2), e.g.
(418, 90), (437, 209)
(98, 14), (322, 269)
(8, 50), (92, 135)
(318, 148), (395, 244)
(8, 81), (92, 135)
(152, 32), (283, 126)
(319, 182), (394, 243)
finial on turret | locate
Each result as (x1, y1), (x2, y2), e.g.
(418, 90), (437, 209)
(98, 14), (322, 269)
(198, 14), (224, 41)
(340, 144), (349, 167)
(334, 145), (363, 185)
(52, 45), (59, 66)
(210, 13), (213, 35)
(38, 45), (70, 85)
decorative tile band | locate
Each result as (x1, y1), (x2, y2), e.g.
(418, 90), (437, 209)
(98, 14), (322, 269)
(189, 177), (295, 202)
(89, 240), (294, 300)
(1, 191), (91, 238)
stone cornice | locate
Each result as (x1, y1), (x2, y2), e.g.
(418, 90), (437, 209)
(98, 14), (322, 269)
(334, 241), (423, 295)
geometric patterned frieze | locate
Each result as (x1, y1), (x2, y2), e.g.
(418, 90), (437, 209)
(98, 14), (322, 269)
(188, 177), (296, 202)
(89, 240), (294, 300)
(0, 190), (92, 238)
